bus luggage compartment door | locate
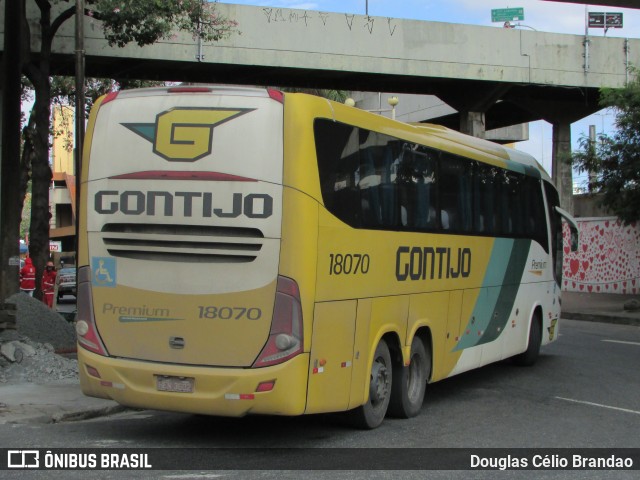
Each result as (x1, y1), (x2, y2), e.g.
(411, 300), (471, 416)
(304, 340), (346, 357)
(305, 300), (357, 414)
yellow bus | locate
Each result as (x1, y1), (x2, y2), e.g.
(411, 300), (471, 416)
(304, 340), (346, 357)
(77, 86), (578, 428)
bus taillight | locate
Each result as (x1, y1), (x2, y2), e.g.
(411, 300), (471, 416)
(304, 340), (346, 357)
(252, 276), (303, 368)
(76, 266), (109, 357)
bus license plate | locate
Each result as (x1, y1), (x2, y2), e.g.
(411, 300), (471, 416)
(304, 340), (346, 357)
(156, 375), (194, 393)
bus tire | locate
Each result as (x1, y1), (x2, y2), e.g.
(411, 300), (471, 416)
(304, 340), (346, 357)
(513, 313), (542, 367)
(388, 336), (430, 418)
(349, 339), (392, 429)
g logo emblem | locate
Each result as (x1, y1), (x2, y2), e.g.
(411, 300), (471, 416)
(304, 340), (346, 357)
(123, 107), (252, 162)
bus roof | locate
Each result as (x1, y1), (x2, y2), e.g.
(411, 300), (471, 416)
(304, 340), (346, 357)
(102, 87), (552, 184)
(410, 123), (552, 183)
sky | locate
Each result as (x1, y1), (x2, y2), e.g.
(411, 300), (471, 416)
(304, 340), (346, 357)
(221, 1), (640, 185)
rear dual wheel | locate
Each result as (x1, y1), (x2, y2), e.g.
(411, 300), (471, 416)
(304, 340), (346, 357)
(350, 336), (431, 428)
(349, 339), (392, 429)
(388, 336), (430, 418)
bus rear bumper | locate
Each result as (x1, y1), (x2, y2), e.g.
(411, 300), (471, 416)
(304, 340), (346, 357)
(78, 348), (310, 417)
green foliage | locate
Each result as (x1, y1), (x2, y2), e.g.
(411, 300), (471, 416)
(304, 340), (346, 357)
(20, 193), (32, 240)
(573, 70), (640, 224)
(49, 77), (166, 115)
(89, 0), (239, 47)
(281, 88), (348, 103)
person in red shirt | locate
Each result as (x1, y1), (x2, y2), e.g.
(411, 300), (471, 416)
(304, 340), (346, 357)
(19, 257), (36, 296)
(42, 260), (57, 308)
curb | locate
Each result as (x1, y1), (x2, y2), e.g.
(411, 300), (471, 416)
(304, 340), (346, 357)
(52, 404), (129, 423)
(562, 311), (640, 327)
(2, 403), (129, 425)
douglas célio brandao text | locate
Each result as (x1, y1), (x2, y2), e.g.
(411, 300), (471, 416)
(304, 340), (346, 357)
(470, 454), (634, 470)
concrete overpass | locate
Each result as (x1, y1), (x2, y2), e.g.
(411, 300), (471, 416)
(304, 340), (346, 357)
(3, 2), (640, 210)
(545, 1), (640, 8)
(7, 2), (638, 127)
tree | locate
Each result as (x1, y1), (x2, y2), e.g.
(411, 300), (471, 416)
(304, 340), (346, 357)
(572, 70), (640, 224)
(16, 0), (237, 299)
(282, 88), (348, 103)
(19, 76), (165, 244)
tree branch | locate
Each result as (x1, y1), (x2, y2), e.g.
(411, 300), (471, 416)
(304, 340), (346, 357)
(22, 61), (44, 88)
(49, 6), (76, 42)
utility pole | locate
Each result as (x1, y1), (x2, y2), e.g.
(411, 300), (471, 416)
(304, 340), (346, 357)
(1, 0), (24, 323)
(75, 0), (85, 254)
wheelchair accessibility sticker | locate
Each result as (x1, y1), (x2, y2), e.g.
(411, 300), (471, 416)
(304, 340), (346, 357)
(92, 257), (116, 287)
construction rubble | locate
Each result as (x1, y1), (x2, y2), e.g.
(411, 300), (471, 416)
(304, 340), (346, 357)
(0, 293), (77, 385)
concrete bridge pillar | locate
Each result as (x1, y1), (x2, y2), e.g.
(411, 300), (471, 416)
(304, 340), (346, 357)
(459, 111), (486, 139)
(552, 122), (574, 215)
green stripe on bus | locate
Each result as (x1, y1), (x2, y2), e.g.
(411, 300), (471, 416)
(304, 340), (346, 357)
(481, 238), (531, 344)
(454, 238), (531, 350)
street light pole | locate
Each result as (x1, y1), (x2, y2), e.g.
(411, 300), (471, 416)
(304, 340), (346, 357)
(344, 96), (400, 120)
(75, 0), (85, 255)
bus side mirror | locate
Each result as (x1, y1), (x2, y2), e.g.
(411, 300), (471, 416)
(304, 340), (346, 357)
(554, 206), (579, 252)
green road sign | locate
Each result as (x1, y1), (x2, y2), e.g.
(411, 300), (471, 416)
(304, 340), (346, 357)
(491, 8), (525, 23)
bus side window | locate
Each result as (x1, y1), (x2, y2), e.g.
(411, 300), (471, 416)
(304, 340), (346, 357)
(439, 154), (472, 233)
(359, 147), (382, 227)
(474, 164), (496, 235)
(315, 120), (363, 227)
(396, 144), (437, 231)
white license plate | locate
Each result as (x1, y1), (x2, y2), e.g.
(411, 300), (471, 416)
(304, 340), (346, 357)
(156, 375), (194, 393)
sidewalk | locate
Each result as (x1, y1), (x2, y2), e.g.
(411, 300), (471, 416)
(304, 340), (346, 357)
(0, 292), (638, 426)
(561, 291), (640, 326)
(0, 381), (126, 425)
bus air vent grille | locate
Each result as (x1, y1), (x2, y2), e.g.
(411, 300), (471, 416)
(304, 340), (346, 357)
(100, 223), (264, 263)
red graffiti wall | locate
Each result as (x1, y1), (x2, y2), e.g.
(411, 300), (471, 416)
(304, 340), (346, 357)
(563, 217), (640, 294)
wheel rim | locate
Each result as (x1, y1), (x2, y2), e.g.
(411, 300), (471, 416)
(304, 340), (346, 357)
(369, 356), (390, 406)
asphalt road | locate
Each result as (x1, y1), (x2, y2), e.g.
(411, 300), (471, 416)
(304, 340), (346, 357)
(2, 319), (639, 479)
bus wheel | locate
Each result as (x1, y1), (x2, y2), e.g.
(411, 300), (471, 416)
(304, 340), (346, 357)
(388, 336), (430, 418)
(349, 339), (392, 429)
(513, 313), (542, 366)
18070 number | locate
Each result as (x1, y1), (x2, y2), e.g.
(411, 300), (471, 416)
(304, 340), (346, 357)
(197, 306), (262, 320)
(328, 253), (370, 275)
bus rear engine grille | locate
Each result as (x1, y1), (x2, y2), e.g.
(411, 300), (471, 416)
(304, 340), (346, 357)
(100, 223), (264, 263)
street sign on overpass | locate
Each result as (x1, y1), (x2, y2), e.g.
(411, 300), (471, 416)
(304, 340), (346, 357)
(491, 8), (525, 22)
(588, 12), (624, 29)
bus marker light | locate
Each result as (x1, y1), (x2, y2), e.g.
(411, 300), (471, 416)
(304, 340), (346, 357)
(86, 365), (101, 378)
(267, 88), (284, 104)
(312, 367), (324, 374)
(319, 359), (326, 366)
(224, 394), (255, 400)
(101, 91), (119, 105)
(341, 361), (352, 368)
(168, 87), (211, 93)
(100, 381), (125, 390)
(256, 381), (275, 392)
